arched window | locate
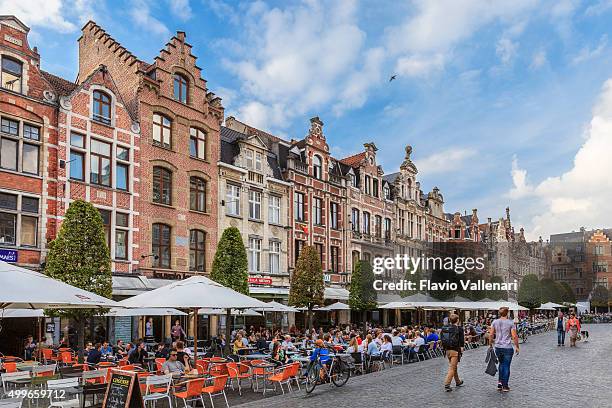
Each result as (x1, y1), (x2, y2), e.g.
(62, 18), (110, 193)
(190, 176), (206, 212)
(92, 90), (112, 125)
(1, 56), (23, 93)
(173, 73), (188, 103)
(189, 229), (205, 272)
(152, 223), (171, 268)
(152, 166), (172, 205)
(189, 127), (206, 159)
(313, 155), (322, 179)
(152, 114), (172, 148)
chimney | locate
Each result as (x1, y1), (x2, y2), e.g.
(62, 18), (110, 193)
(176, 31), (186, 42)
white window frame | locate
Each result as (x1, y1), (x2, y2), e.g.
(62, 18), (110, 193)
(269, 240), (280, 274)
(248, 237), (261, 273)
(268, 195), (280, 224)
(249, 190), (262, 220)
(226, 183), (241, 216)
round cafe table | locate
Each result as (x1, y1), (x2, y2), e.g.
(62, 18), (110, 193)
(250, 361), (276, 395)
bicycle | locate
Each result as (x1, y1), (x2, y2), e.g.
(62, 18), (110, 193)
(305, 352), (350, 394)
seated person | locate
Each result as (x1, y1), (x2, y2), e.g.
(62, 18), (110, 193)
(175, 341), (191, 371)
(155, 343), (170, 359)
(128, 342), (147, 366)
(101, 341), (113, 356)
(254, 334), (268, 351)
(233, 334), (246, 354)
(270, 342), (287, 367)
(366, 334), (381, 359)
(281, 335), (296, 351)
(161, 350), (185, 376)
(86, 343), (103, 365)
(426, 329), (439, 348)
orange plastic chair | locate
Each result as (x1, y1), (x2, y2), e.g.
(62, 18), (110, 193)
(195, 359), (210, 374)
(41, 349), (56, 364)
(286, 362), (301, 391)
(96, 362), (116, 368)
(59, 352), (74, 366)
(226, 362), (251, 395)
(267, 366), (292, 394)
(201, 375), (229, 408)
(173, 378), (206, 407)
(3, 362), (17, 373)
(119, 364), (137, 371)
(117, 358), (129, 367)
(209, 363), (227, 377)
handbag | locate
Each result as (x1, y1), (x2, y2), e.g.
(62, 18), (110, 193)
(484, 347), (498, 376)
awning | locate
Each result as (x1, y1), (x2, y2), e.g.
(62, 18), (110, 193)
(324, 287), (349, 301)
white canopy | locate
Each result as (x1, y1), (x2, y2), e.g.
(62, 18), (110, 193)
(106, 307), (187, 317)
(119, 275), (268, 310)
(0, 261), (119, 309)
(381, 299), (529, 311)
(540, 302), (564, 309)
(320, 302), (351, 311)
(257, 301), (299, 313)
(0, 309), (45, 318)
(197, 308), (262, 317)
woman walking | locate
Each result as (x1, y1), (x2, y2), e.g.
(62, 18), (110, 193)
(566, 312), (581, 347)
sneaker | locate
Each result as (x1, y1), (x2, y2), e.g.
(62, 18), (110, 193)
(502, 386), (511, 392)
(445, 385), (452, 392)
(557, 344), (561, 347)
(456, 380), (464, 387)
(497, 382), (503, 391)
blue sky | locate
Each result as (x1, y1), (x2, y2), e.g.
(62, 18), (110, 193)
(5, 0), (612, 240)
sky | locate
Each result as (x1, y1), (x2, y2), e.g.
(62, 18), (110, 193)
(3, 0), (612, 241)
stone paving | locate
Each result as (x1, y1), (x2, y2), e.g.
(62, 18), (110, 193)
(237, 324), (612, 408)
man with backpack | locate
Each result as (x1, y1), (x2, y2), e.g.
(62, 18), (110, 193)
(441, 313), (465, 392)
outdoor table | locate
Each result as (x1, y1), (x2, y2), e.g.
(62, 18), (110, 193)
(250, 362), (276, 395)
(16, 361), (39, 371)
(3, 378), (32, 388)
(242, 353), (270, 360)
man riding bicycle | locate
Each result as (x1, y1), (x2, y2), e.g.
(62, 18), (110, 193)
(310, 339), (331, 380)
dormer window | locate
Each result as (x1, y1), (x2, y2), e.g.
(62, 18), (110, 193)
(1, 56), (22, 93)
(384, 185), (390, 200)
(313, 154), (322, 179)
(92, 90), (112, 125)
(173, 73), (188, 103)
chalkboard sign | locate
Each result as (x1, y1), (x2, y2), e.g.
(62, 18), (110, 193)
(102, 370), (144, 408)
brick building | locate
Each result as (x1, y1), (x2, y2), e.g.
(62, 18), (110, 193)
(77, 21), (223, 279)
(0, 16), (58, 267)
(587, 229), (612, 291)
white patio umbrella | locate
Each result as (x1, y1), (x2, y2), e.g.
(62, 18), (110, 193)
(0, 261), (119, 309)
(106, 307), (187, 317)
(320, 301), (350, 311)
(197, 308), (262, 317)
(119, 275), (268, 356)
(0, 309), (44, 318)
(540, 302), (564, 309)
(256, 301), (299, 313)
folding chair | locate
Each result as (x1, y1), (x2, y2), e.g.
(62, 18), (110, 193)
(350, 352), (365, 375)
(47, 378), (80, 408)
(201, 375), (229, 408)
(1, 371), (30, 391)
(391, 345), (404, 365)
(142, 374), (172, 408)
(82, 369), (108, 385)
(174, 378), (205, 408)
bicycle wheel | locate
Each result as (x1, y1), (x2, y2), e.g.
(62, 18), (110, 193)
(305, 364), (319, 394)
(331, 360), (350, 387)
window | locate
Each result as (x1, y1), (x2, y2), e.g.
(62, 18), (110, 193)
(248, 237), (261, 273)
(350, 173), (358, 188)
(249, 190), (262, 220)
(313, 197), (322, 225)
(226, 183), (241, 216)
(152, 223), (171, 268)
(255, 152), (263, 172)
(0, 212), (15, 245)
(69, 133), (85, 181)
(269, 240), (280, 274)
(383, 184), (391, 200)
(189, 229), (206, 272)
(399, 209), (405, 235)
(372, 178), (379, 198)
(245, 149), (254, 169)
(408, 212), (414, 238)
(189, 128), (206, 159)
(594, 245), (604, 255)
(20, 215), (37, 247)
(173, 74), (189, 103)
(351, 208), (360, 231)
(0, 193), (37, 247)
(294, 192), (305, 222)
(0, 118), (40, 175)
(375, 215), (382, 237)
(90, 139), (111, 186)
(365, 175), (371, 195)
(330, 202), (339, 229)
(152, 166), (172, 205)
(1, 56), (22, 92)
(99, 209), (111, 247)
(313, 155), (322, 179)
(116, 146), (129, 191)
(152, 114), (172, 148)
(190, 177), (206, 212)
(417, 215), (423, 239)
(363, 212), (370, 235)
(115, 212), (129, 260)
(92, 90), (111, 125)
(331, 246), (339, 273)
(314, 243), (324, 266)
(295, 239), (305, 263)
(384, 217), (391, 240)
(268, 195), (280, 224)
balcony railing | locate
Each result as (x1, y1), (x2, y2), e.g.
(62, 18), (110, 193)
(329, 174), (343, 185)
(248, 171), (264, 184)
(293, 161), (308, 174)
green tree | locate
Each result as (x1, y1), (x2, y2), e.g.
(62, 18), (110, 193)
(288, 245), (324, 330)
(45, 200), (112, 362)
(518, 274), (542, 310)
(539, 278), (562, 303)
(210, 227), (249, 353)
(560, 282), (576, 304)
(591, 285), (609, 313)
(348, 260), (377, 334)
(487, 276), (508, 300)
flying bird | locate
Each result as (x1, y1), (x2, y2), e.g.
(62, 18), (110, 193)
(389, 74), (397, 82)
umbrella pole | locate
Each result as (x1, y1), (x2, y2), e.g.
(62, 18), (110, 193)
(193, 308), (199, 366)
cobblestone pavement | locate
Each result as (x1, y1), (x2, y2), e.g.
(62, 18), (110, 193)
(237, 324), (612, 408)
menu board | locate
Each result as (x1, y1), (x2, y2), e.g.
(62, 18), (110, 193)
(102, 370), (144, 408)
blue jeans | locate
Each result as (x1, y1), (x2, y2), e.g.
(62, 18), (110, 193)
(557, 329), (565, 345)
(495, 347), (514, 387)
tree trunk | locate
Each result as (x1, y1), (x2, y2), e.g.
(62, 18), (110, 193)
(224, 309), (232, 356)
(308, 308), (314, 331)
(362, 310), (367, 337)
(77, 317), (85, 364)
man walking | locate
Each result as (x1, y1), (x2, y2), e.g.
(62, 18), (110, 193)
(441, 313), (465, 392)
(489, 307), (519, 392)
(553, 311), (567, 346)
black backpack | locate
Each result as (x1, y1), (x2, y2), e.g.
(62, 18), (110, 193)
(441, 325), (461, 349)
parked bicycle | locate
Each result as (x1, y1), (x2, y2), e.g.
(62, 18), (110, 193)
(305, 351), (350, 393)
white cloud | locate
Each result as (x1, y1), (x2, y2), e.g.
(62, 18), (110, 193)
(168, 0), (192, 21)
(572, 34), (608, 64)
(496, 37), (519, 65)
(530, 49), (547, 69)
(510, 79), (612, 239)
(414, 148), (476, 176)
(0, 0), (76, 32)
(130, 0), (170, 37)
(508, 155), (533, 199)
(395, 53), (445, 77)
(585, 0), (612, 16)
